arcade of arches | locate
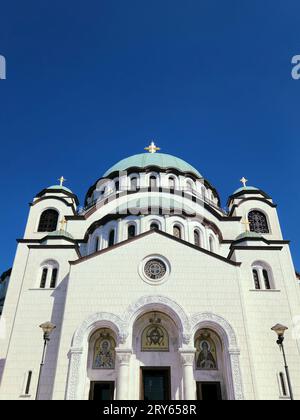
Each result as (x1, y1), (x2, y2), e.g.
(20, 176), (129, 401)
(84, 312), (235, 401)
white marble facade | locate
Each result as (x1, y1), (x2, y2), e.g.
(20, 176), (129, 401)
(0, 149), (300, 400)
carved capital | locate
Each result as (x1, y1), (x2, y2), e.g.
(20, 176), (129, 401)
(116, 348), (132, 365)
(179, 348), (196, 366)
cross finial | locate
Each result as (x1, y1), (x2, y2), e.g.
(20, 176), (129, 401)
(241, 217), (251, 233)
(145, 141), (161, 154)
(240, 177), (248, 188)
(58, 176), (67, 187)
(59, 217), (67, 231)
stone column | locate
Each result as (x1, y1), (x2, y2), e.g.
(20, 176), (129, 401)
(115, 348), (132, 400)
(179, 348), (196, 400)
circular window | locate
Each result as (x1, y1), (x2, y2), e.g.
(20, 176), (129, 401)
(139, 255), (170, 285)
(144, 259), (167, 280)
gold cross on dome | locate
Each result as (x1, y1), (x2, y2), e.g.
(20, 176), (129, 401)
(58, 176), (67, 187)
(59, 217), (67, 231)
(241, 218), (251, 233)
(145, 141), (161, 154)
(240, 177), (248, 188)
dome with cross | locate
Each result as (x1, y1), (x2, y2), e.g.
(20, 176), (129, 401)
(103, 142), (202, 178)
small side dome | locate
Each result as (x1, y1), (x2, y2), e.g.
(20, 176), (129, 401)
(233, 186), (259, 195)
(236, 231), (262, 241)
(47, 229), (74, 239)
(47, 185), (73, 194)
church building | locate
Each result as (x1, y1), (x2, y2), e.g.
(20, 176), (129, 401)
(0, 143), (299, 400)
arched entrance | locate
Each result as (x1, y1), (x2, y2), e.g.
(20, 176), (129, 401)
(65, 299), (244, 400)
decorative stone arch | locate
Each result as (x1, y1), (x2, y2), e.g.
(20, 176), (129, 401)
(191, 312), (244, 400)
(124, 295), (192, 345)
(66, 312), (127, 400)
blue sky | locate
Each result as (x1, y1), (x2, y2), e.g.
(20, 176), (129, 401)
(0, 0), (299, 271)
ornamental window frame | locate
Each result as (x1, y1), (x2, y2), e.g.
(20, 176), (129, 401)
(248, 209), (270, 234)
(251, 261), (275, 290)
(38, 260), (59, 289)
(139, 255), (171, 286)
(37, 208), (59, 233)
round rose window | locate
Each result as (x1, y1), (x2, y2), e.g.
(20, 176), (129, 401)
(144, 259), (167, 280)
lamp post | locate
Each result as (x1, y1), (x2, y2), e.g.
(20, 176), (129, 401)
(271, 324), (294, 400)
(35, 322), (56, 400)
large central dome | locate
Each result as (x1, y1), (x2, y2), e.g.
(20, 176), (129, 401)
(103, 153), (202, 178)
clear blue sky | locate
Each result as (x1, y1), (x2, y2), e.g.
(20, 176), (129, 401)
(0, 1), (299, 271)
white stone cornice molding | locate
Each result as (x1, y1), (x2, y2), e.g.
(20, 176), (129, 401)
(124, 295), (192, 346)
(72, 312), (128, 348)
(190, 312), (244, 400)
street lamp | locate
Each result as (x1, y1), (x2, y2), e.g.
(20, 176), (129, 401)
(271, 324), (294, 400)
(35, 322), (56, 400)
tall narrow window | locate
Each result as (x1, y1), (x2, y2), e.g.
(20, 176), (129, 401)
(50, 268), (58, 289)
(108, 230), (115, 247)
(131, 177), (138, 191)
(186, 181), (193, 191)
(248, 211), (269, 234)
(115, 180), (120, 192)
(25, 371), (32, 396)
(263, 269), (271, 290)
(173, 225), (182, 239)
(194, 230), (201, 247)
(150, 176), (157, 189)
(253, 269), (260, 290)
(40, 268), (48, 289)
(169, 177), (176, 190)
(128, 225), (136, 239)
(38, 210), (59, 232)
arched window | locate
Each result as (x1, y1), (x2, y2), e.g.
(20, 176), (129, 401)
(209, 236), (215, 252)
(252, 269), (260, 290)
(40, 268), (48, 289)
(194, 230), (201, 247)
(108, 230), (115, 247)
(38, 210), (59, 232)
(186, 180), (194, 191)
(173, 225), (182, 239)
(39, 261), (59, 289)
(169, 177), (176, 190)
(130, 177), (138, 191)
(128, 225), (136, 239)
(251, 262), (274, 290)
(263, 269), (271, 290)
(150, 176), (157, 189)
(50, 268), (58, 289)
(248, 211), (269, 234)
(150, 222), (159, 230)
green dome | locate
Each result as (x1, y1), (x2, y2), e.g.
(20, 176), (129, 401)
(48, 185), (73, 194)
(47, 230), (74, 239)
(233, 186), (259, 195)
(236, 231), (262, 241)
(103, 153), (202, 178)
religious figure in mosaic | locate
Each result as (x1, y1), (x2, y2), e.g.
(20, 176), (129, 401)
(195, 331), (217, 370)
(93, 332), (116, 369)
